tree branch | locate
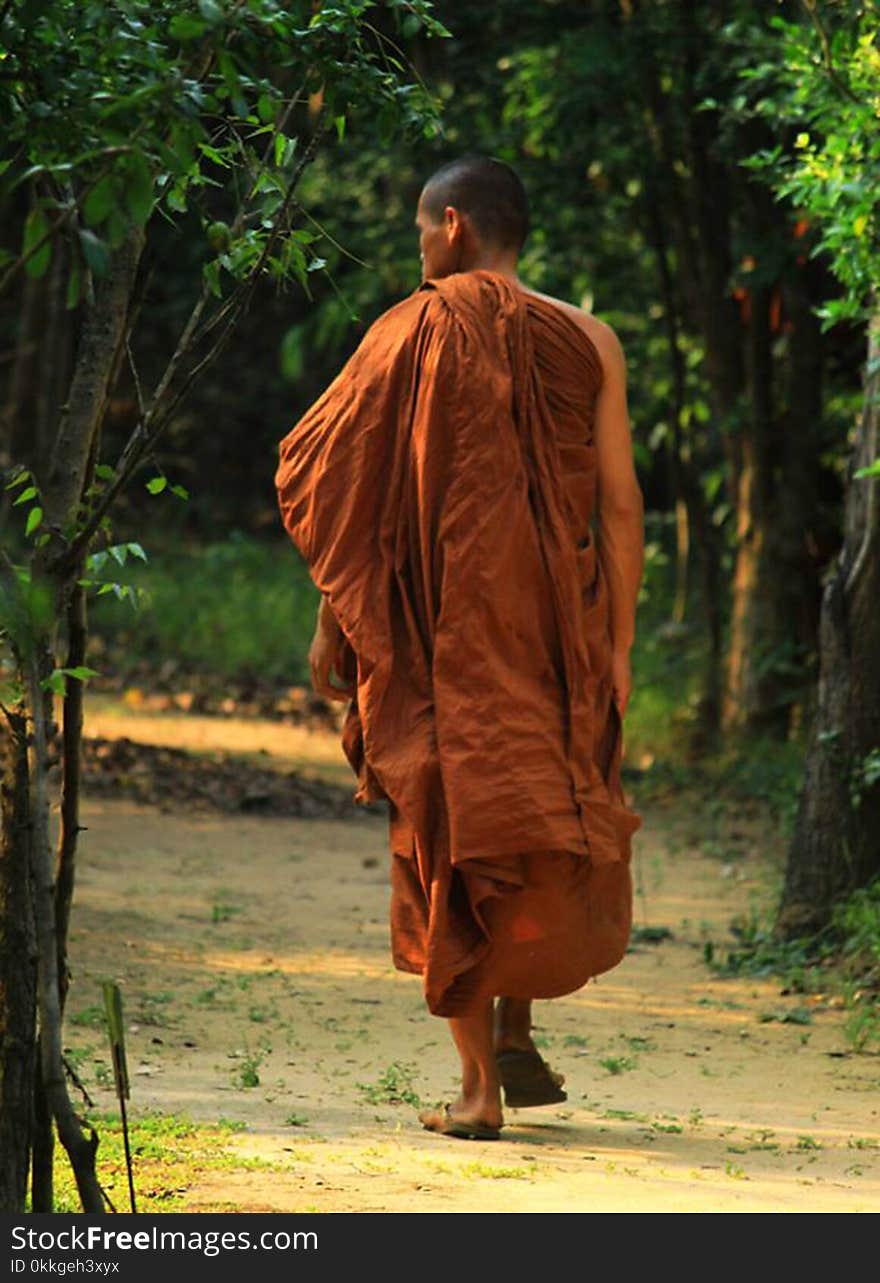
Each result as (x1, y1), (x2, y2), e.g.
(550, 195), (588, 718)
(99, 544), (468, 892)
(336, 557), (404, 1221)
(56, 118), (328, 572)
(800, 0), (862, 105)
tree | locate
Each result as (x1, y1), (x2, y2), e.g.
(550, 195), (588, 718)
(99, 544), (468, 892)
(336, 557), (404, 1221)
(739, 1), (880, 930)
(0, 0), (446, 1213)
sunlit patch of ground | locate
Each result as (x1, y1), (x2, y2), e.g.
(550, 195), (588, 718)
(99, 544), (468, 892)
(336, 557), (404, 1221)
(57, 709), (880, 1213)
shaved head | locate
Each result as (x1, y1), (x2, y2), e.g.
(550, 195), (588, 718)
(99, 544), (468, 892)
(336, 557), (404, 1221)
(420, 155), (529, 254)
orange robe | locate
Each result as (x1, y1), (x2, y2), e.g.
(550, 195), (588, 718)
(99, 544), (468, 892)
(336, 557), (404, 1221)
(275, 269), (642, 1017)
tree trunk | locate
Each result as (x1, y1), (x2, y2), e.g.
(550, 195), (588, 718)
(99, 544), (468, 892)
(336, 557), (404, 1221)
(26, 647), (104, 1212)
(1, 227), (145, 1212)
(56, 581), (87, 1012)
(44, 230), (144, 531)
(724, 281), (788, 735)
(778, 309), (880, 933)
(0, 708), (36, 1214)
(724, 197), (825, 736)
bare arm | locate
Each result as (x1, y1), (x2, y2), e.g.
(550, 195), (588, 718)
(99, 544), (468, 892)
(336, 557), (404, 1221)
(590, 321), (644, 709)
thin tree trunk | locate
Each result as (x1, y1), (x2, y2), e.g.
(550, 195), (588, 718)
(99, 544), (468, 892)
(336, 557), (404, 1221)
(19, 229), (145, 1213)
(779, 308), (880, 932)
(725, 248), (827, 735)
(35, 241), (71, 476)
(642, 179), (724, 743)
(0, 707), (36, 1214)
(725, 282), (786, 734)
(44, 230), (144, 532)
(26, 647), (103, 1212)
(780, 261), (825, 725)
(56, 580), (86, 1012)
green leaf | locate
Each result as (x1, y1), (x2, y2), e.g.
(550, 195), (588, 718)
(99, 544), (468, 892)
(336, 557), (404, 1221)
(146, 476), (167, 494)
(126, 542), (148, 561)
(854, 459), (880, 479)
(109, 545), (128, 566)
(83, 176), (116, 227)
(197, 143), (228, 167)
(25, 506), (42, 536)
(94, 464), (115, 481)
(77, 228), (110, 277)
(42, 670), (67, 696)
(274, 132), (286, 168)
(125, 152), (154, 227)
(61, 666), (99, 682)
(203, 260), (222, 298)
(13, 486), (37, 506)
(166, 184), (189, 214)
(170, 483), (190, 500)
(334, 115), (346, 142)
(5, 469), (31, 491)
(198, 0), (223, 21)
(23, 205), (51, 279)
(169, 14), (208, 40)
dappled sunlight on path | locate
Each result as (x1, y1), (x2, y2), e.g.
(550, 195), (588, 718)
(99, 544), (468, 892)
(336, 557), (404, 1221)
(62, 713), (880, 1212)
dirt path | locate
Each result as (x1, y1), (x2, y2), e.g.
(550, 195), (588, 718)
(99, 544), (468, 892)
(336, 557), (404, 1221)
(64, 702), (880, 1213)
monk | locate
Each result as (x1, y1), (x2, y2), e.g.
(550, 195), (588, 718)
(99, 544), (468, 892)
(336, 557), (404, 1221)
(275, 155), (644, 1141)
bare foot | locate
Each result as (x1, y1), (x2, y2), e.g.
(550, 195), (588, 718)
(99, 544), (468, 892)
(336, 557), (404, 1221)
(419, 1094), (503, 1139)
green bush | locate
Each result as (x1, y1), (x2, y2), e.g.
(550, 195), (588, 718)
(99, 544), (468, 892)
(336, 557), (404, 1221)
(88, 533), (319, 684)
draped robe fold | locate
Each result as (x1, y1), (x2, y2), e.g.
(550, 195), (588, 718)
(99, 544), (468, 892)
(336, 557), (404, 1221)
(275, 269), (642, 1016)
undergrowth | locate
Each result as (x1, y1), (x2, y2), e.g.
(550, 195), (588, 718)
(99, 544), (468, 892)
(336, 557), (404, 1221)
(87, 531), (318, 685)
(37, 1113), (248, 1214)
(704, 877), (880, 1052)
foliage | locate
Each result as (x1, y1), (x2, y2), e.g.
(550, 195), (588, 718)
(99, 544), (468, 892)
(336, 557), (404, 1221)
(356, 1061), (421, 1108)
(88, 533), (318, 684)
(44, 1113), (248, 1214)
(736, 1), (880, 326)
(832, 877), (880, 974)
(0, 0), (449, 651)
(705, 877), (880, 1052)
(1, 0), (447, 301)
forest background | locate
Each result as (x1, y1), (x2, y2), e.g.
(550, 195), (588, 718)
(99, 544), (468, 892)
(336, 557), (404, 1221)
(0, 0), (878, 1213)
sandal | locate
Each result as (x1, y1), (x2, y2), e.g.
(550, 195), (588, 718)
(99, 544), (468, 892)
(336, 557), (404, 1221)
(418, 1103), (502, 1141)
(496, 1049), (568, 1108)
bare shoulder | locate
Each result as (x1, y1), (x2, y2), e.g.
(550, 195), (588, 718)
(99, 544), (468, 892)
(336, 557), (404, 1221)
(519, 285), (624, 374)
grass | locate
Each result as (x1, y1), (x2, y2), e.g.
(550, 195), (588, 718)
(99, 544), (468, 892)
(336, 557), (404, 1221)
(87, 532), (319, 685)
(69, 1004), (106, 1028)
(459, 1162), (531, 1181)
(47, 1113), (247, 1214)
(703, 877), (880, 1053)
(356, 1061), (421, 1108)
(232, 1046), (266, 1089)
(599, 1055), (638, 1075)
